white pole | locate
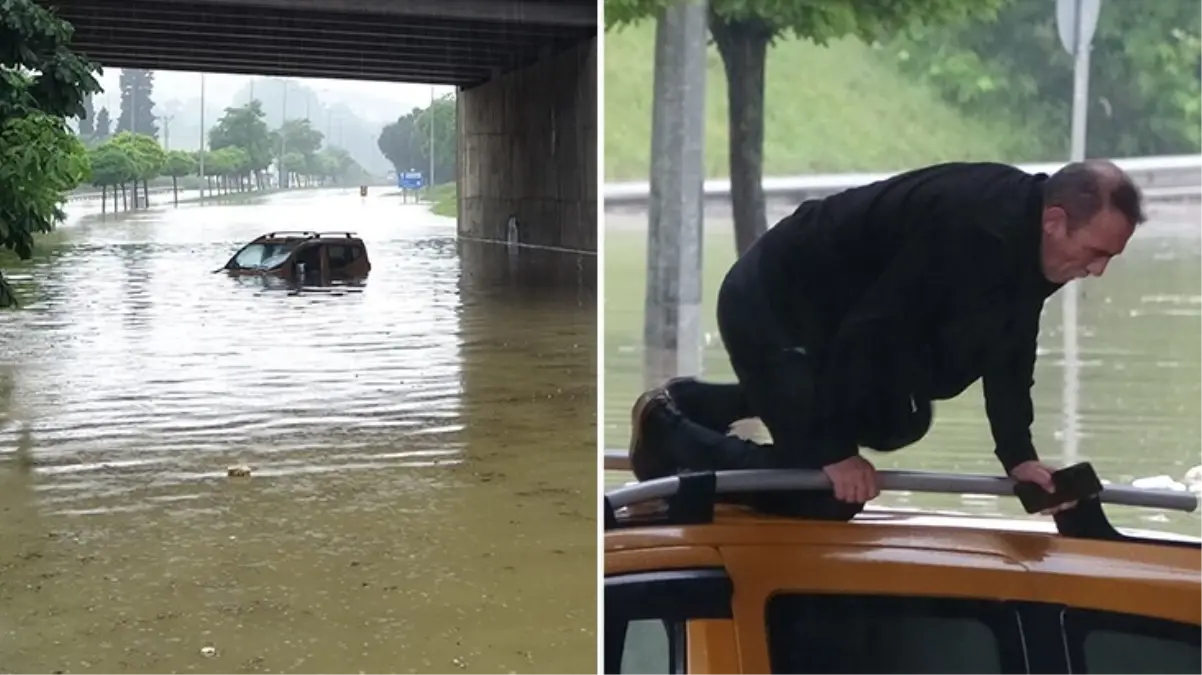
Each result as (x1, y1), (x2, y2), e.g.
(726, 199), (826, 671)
(429, 86), (435, 196)
(1062, 0), (1092, 466)
(280, 82), (288, 188)
(199, 73), (206, 202)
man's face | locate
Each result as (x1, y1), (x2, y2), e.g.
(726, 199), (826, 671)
(1040, 206), (1135, 284)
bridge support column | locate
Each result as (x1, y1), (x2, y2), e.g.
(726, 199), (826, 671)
(457, 38), (597, 253)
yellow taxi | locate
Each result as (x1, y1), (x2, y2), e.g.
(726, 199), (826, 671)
(603, 452), (1201, 674)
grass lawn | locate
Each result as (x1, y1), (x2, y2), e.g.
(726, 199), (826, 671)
(428, 183), (457, 218)
(603, 22), (1047, 181)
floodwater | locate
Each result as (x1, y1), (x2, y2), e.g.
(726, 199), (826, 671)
(604, 202), (1201, 536)
(0, 188), (597, 674)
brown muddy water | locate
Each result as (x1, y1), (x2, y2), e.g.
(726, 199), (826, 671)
(0, 189), (597, 674)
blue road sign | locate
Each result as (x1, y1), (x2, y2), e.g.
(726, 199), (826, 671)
(398, 171), (425, 190)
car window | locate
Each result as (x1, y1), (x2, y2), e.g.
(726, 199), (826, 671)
(1064, 608), (1200, 674)
(765, 593), (1026, 674)
(619, 619), (671, 674)
(232, 242), (296, 268)
(605, 568), (730, 674)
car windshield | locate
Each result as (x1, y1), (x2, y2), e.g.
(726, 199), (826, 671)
(231, 241), (299, 269)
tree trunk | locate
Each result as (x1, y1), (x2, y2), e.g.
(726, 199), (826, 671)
(710, 13), (772, 256)
(143, 180), (149, 208)
(121, 184), (127, 210)
(0, 271), (16, 309)
(172, 176), (178, 206)
(102, 185), (107, 216)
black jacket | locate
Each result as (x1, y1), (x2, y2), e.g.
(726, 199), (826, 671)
(752, 162), (1063, 472)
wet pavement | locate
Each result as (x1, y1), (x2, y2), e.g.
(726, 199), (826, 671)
(0, 188), (597, 674)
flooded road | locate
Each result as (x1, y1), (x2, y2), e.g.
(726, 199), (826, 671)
(604, 202), (1201, 535)
(1, 189), (597, 674)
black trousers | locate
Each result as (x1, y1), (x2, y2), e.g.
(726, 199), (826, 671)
(669, 240), (931, 516)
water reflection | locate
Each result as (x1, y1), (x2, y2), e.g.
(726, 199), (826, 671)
(0, 189), (596, 674)
(603, 202), (1201, 536)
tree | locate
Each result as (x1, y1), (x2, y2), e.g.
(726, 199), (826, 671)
(162, 150), (197, 205)
(412, 94), (457, 185)
(93, 105), (112, 141)
(318, 146), (366, 185)
(0, 0), (102, 308)
(88, 142), (138, 213)
(377, 98), (457, 186)
(886, 0), (1200, 157)
(114, 68), (158, 140)
(275, 118), (323, 185)
(109, 131), (166, 208)
(209, 146), (250, 193)
(209, 100), (273, 189)
(377, 110), (423, 176)
(606, 0), (1005, 254)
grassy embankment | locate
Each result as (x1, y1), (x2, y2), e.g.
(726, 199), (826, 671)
(602, 24), (1048, 481)
(428, 183), (457, 218)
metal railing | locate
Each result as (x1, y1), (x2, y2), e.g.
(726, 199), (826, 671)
(602, 450), (1199, 513)
(67, 185), (181, 203)
(604, 154), (1202, 206)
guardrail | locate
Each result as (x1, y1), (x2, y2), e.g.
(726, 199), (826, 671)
(67, 186), (180, 203)
(604, 154), (1202, 207)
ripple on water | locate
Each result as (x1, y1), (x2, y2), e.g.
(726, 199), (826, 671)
(0, 190), (597, 673)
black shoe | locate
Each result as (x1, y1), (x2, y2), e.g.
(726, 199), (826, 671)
(628, 387), (680, 481)
(663, 376), (752, 433)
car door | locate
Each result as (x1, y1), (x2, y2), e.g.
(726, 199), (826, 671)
(719, 535), (1036, 674)
(604, 545), (738, 674)
(1017, 539), (1202, 674)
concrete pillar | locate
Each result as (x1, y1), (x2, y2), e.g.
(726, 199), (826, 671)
(457, 38), (597, 254)
(642, 2), (708, 390)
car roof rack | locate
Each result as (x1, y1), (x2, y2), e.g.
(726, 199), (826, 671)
(602, 451), (1200, 549)
(262, 230), (318, 239)
(257, 231), (358, 240)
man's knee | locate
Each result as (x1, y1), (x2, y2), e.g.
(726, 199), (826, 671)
(857, 397), (933, 452)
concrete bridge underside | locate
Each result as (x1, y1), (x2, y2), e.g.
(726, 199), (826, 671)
(46, 0), (597, 252)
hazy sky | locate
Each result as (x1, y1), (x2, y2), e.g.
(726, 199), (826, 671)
(92, 68), (458, 125)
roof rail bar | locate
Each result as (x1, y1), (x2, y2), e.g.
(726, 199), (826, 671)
(264, 230), (317, 238)
(602, 450), (1199, 514)
(314, 231), (357, 238)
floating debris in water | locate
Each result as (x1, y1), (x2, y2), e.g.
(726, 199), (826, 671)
(200, 646), (217, 657)
(227, 464), (252, 477)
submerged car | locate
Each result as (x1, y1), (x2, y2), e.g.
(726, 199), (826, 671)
(602, 452), (1201, 674)
(222, 231), (371, 283)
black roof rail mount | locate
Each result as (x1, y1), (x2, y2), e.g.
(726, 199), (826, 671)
(602, 451), (1200, 548)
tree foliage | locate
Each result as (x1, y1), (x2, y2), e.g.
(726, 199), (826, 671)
(209, 99), (273, 186)
(607, 0), (999, 43)
(114, 68), (158, 139)
(604, 0), (1004, 254)
(885, 0), (1201, 157)
(163, 150), (196, 178)
(89, 141), (138, 188)
(1, 0), (101, 307)
(377, 94), (456, 185)
(93, 105), (111, 141)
